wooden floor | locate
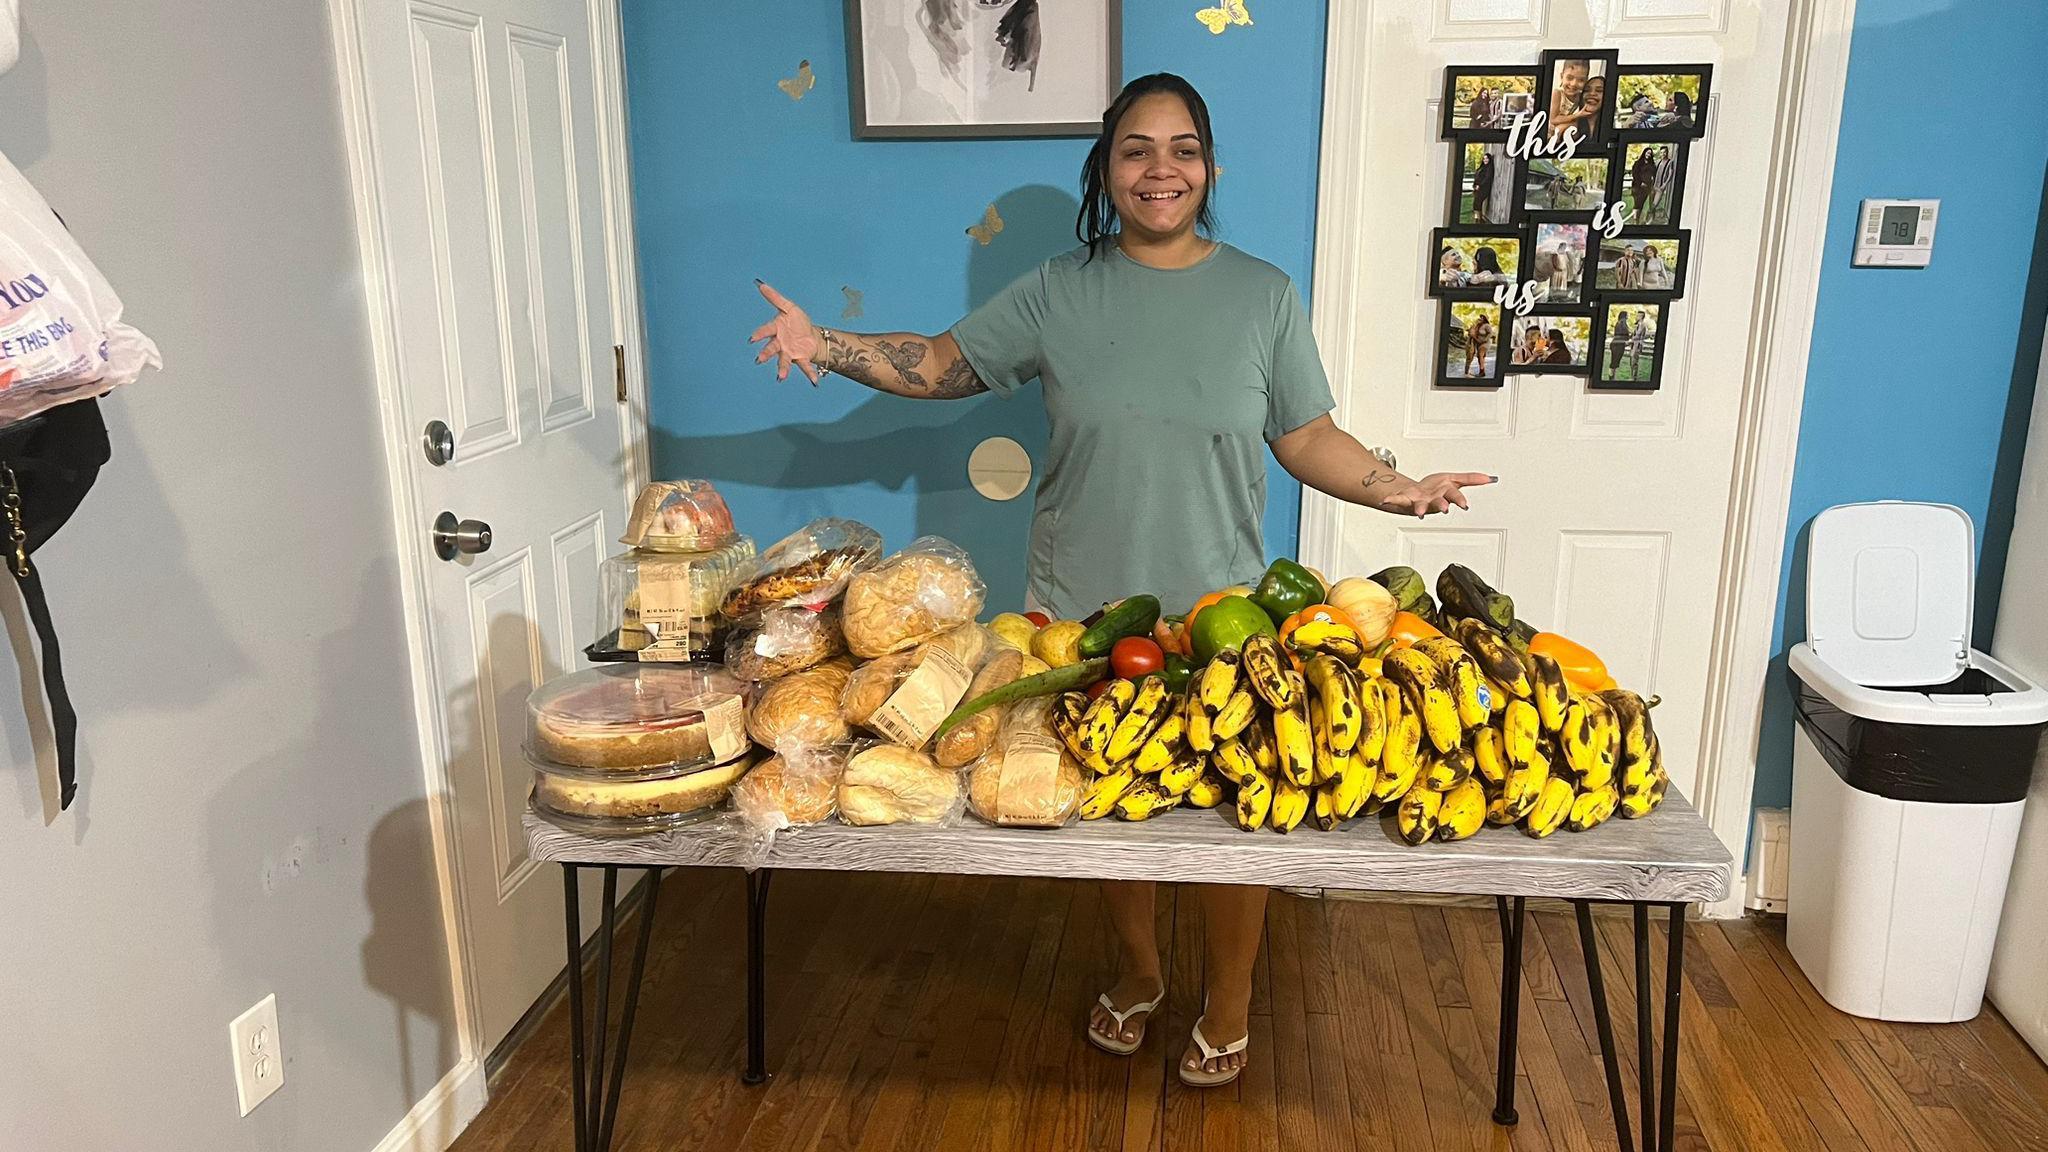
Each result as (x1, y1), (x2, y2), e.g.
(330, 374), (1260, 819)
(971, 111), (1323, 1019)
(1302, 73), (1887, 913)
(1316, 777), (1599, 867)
(454, 870), (2048, 1152)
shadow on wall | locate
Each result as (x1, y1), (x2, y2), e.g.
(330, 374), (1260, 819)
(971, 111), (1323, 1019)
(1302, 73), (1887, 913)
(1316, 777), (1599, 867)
(0, 17), (50, 163)
(652, 184), (1077, 613)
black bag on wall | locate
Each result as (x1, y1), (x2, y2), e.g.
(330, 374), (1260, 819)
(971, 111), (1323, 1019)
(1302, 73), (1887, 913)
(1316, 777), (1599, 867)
(1, 397), (109, 810)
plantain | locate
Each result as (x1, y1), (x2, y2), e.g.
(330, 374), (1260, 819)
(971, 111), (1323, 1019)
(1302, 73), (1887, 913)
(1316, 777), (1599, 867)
(1520, 777), (1574, 838)
(1560, 696), (1596, 783)
(1437, 563), (1515, 633)
(1369, 566), (1434, 619)
(1197, 650), (1242, 715)
(1329, 746), (1373, 819)
(1157, 748), (1204, 798)
(1185, 694), (1216, 755)
(1501, 736), (1551, 822)
(1310, 692), (1338, 785)
(1078, 678), (1136, 762)
(1574, 694), (1621, 791)
(1105, 675), (1173, 763)
(1385, 647), (1462, 754)
(1620, 734), (1664, 818)
(1396, 782), (1443, 844)
(1272, 696), (1317, 787)
(1270, 775), (1310, 833)
(1502, 699), (1540, 773)
(1486, 790), (1523, 826)
(1055, 691), (1089, 729)
(1312, 782), (1343, 831)
(1134, 709), (1188, 775)
(1457, 618), (1533, 699)
(1373, 679), (1424, 803)
(1353, 672), (1388, 765)
(1243, 714), (1279, 776)
(1242, 634), (1298, 709)
(1424, 747), (1477, 792)
(1599, 688), (1654, 768)
(1528, 651), (1570, 734)
(1115, 778), (1182, 821)
(1233, 767), (1274, 831)
(1444, 650), (1491, 731)
(1186, 772), (1230, 810)
(1472, 726), (1509, 793)
(1567, 784), (1619, 832)
(1080, 764), (1139, 819)
(1412, 636), (1469, 669)
(1436, 778), (1487, 841)
(1304, 656), (1364, 753)
(1054, 706), (1086, 760)
(1483, 675), (1513, 717)
(1212, 687), (1259, 742)
(1289, 618), (1365, 665)
(1212, 738), (1260, 786)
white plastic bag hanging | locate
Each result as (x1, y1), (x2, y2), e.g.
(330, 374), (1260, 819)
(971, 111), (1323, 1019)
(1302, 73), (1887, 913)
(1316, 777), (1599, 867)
(0, 146), (161, 426)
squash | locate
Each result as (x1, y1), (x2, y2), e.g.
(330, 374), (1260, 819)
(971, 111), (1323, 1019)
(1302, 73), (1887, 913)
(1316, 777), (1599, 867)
(1325, 577), (1398, 645)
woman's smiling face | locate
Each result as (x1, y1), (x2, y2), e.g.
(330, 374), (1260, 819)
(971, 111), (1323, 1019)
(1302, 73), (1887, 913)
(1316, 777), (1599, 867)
(1109, 92), (1208, 241)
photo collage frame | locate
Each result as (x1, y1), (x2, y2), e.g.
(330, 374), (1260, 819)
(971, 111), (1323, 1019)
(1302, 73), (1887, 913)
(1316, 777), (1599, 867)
(1434, 52), (1711, 391)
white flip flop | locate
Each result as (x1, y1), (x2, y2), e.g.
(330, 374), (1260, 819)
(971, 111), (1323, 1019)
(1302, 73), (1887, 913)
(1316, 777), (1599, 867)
(1086, 983), (1167, 1056)
(1178, 1011), (1250, 1087)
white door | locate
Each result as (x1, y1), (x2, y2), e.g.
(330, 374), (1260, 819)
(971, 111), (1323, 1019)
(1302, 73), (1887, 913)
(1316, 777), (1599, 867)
(338, 0), (642, 1052)
(1307, 3), (1796, 803)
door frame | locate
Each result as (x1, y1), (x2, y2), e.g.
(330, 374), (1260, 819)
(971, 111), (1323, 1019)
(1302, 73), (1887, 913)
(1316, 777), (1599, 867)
(324, 0), (652, 1113)
(1300, 0), (1859, 919)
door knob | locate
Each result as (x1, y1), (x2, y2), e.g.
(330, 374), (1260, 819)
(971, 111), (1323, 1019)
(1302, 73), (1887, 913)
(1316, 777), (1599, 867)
(422, 419), (455, 466)
(1370, 445), (1398, 472)
(432, 511), (492, 560)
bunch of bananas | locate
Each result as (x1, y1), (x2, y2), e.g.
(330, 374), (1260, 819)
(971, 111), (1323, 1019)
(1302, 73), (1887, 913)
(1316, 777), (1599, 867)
(1051, 602), (1670, 841)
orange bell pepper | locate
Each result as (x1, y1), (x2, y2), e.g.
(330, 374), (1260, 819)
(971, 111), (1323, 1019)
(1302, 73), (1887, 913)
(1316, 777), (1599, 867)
(1183, 587), (1251, 658)
(1278, 603), (1361, 649)
(1529, 632), (1611, 694)
(1387, 611), (1443, 647)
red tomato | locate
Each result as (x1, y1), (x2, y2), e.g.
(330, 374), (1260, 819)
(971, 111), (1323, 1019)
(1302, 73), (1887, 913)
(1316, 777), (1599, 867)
(1110, 636), (1165, 680)
(1023, 611), (1052, 629)
(1085, 679), (1112, 701)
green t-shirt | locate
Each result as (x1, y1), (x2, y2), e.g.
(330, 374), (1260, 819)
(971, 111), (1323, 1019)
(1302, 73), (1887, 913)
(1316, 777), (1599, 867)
(951, 241), (1335, 620)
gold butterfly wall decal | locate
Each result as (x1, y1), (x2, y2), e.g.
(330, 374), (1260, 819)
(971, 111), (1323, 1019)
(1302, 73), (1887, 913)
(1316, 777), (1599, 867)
(777, 60), (815, 101)
(841, 286), (864, 320)
(1195, 0), (1252, 35)
(966, 203), (1004, 246)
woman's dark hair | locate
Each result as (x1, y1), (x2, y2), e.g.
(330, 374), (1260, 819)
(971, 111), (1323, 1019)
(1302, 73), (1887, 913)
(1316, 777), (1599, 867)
(1473, 246), (1503, 276)
(1673, 91), (1694, 118)
(1076, 72), (1220, 257)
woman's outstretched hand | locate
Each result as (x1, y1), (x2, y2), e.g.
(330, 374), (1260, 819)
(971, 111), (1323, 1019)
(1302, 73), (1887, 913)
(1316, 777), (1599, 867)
(749, 280), (822, 384)
(1377, 472), (1496, 518)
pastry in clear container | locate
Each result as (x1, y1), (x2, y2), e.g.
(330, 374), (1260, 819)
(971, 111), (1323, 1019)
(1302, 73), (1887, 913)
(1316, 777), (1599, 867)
(531, 752), (754, 825)
(720, 518), (883, 619)
(602, 537), (756, 661)
(527, 663), (749, 772)
(619, 479), (738, 552)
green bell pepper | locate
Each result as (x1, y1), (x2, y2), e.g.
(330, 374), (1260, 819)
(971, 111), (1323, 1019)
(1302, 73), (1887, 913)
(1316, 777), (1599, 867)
(1249, 558), (1325, 625)
(1160, 653), (1194, 693)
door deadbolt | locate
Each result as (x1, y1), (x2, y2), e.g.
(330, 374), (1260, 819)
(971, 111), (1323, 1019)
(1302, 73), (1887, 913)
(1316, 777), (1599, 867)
(432, 511), (492, 560)
(422, 420), (455, 467)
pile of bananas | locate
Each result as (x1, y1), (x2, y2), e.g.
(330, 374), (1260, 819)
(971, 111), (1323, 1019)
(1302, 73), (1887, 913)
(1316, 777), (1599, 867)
(1050, 611), (1671, 840)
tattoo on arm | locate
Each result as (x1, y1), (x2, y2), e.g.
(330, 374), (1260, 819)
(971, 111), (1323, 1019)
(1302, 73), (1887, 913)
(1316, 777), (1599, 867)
(813, 327), (987, 398)
(931, 354), (990, 398)
(1360, 470), (1399, 493)
(873, 339), (928, 391)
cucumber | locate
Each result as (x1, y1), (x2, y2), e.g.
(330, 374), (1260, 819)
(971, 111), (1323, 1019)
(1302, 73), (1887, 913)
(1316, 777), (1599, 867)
(933, 658), (1110, 739)
(1077, 595), (1161, 660)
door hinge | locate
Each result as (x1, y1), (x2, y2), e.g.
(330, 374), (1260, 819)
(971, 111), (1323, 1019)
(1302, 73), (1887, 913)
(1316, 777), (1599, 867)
(613, 344), (628, 404)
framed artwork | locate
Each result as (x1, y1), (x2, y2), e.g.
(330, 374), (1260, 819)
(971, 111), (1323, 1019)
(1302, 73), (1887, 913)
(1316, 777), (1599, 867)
(1428, 229), (1524, 299)
(845, 0), (1122, 139)
(1613, 65), (1713, 139)
(1520, 152), (1612, 213)
(1592, 300), (1669, 389)
(1441, 67), (1541, 138)
(1450, 141), (1519, 227)
(1438, 301), (1509, 388)
(1610, 140), (1687, 228)
(1535, 48), (1621, 150)
(1525, 213), (1596, 305)
(1505, 307), (1597, 375)
(1595, 230), (1690, 298)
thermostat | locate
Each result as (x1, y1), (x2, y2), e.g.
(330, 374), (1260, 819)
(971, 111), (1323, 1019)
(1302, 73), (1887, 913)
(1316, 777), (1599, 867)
(1853, 199), (1939, 267)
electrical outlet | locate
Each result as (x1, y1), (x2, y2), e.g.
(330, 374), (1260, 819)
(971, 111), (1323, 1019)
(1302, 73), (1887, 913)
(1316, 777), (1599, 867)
(228, 994), (285, 1116)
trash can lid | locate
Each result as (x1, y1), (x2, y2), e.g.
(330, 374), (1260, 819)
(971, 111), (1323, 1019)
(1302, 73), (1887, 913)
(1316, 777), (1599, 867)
(1807, 501), (1973, 687)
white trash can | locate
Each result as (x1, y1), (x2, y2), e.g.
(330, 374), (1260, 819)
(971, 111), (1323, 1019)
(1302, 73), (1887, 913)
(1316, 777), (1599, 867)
(1786, 501), (2048, 1023)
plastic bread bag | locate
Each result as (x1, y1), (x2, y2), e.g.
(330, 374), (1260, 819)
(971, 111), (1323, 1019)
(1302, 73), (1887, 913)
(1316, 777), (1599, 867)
(724, 605), (846, 682)
(841, 536), (988, 658)
(839, 623), (994, 748)
(746, 655), (856, 753)
(721, 518), (883, 619)
(728, 743), (847, 865)
(934, 647), (1026, 768)
(836, 739), (965, 826)
(967, 698), (1085, 828)
(0, 147), (162, 426)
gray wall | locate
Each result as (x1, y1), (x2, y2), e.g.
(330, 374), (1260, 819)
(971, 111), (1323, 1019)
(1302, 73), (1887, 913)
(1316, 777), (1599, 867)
(0, 3), (460, 1149)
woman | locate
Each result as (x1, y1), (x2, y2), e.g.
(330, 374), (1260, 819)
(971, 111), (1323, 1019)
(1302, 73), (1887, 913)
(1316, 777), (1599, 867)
(1470, 245), (1508, 284)
(1553, 73), (1606, 144)
(749, 73), (1492, 1088)
(1543, 327), (1574, 365)
(1644, 245), (1669, 289)
(1465, 310), (1494, 377)
(1668, 91), (1695, 131)
(1631, 147), (1656, 222)
(1472, 149), (1497, 223)
(1608, 310), (1632, 373)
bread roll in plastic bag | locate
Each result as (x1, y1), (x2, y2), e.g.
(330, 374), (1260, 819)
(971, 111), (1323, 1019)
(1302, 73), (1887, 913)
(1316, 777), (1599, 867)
(0, 148), (161, 426)
(935, 648), (1025, 768)
(724, 606), (846, 681)
(841, 537), (987, 658)
(746, 656), (855, 752)
(968, 698), (1085, 828)
(721, 518), (883, 619)
(837, 741), (962, 826)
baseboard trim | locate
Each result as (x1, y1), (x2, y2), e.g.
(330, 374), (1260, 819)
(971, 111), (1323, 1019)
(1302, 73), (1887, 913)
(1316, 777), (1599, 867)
(371, 1058), (487, 1152)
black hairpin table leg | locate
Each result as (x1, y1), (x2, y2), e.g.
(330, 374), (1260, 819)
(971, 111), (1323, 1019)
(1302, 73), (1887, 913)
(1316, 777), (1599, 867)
(1573, 900), (1689, 1152)
(743, 868), (775, 1085)
(1493, 894), (1526, 1125)
(562, 864), (664, 1152)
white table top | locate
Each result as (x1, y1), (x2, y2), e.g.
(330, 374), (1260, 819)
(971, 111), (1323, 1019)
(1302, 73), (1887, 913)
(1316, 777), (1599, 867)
(524, 789), (1732, 904)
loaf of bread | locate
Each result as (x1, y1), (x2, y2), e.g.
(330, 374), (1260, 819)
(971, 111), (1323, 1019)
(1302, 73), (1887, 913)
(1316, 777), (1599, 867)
(747, 657), (856, 751)
(837, 744), (960, 825)
(841, 540), (987, 658)
(935, 648), (1025, 768)
(729, 748), (843, 827)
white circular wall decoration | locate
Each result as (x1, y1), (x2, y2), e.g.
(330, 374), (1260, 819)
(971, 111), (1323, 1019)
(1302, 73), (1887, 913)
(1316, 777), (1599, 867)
(968, 436), (1032, 502)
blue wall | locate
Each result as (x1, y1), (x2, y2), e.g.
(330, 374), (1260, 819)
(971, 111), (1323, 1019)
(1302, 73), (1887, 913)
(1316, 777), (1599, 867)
(1752, 0), (2048, 812)
(623, 1), (1328, 613)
